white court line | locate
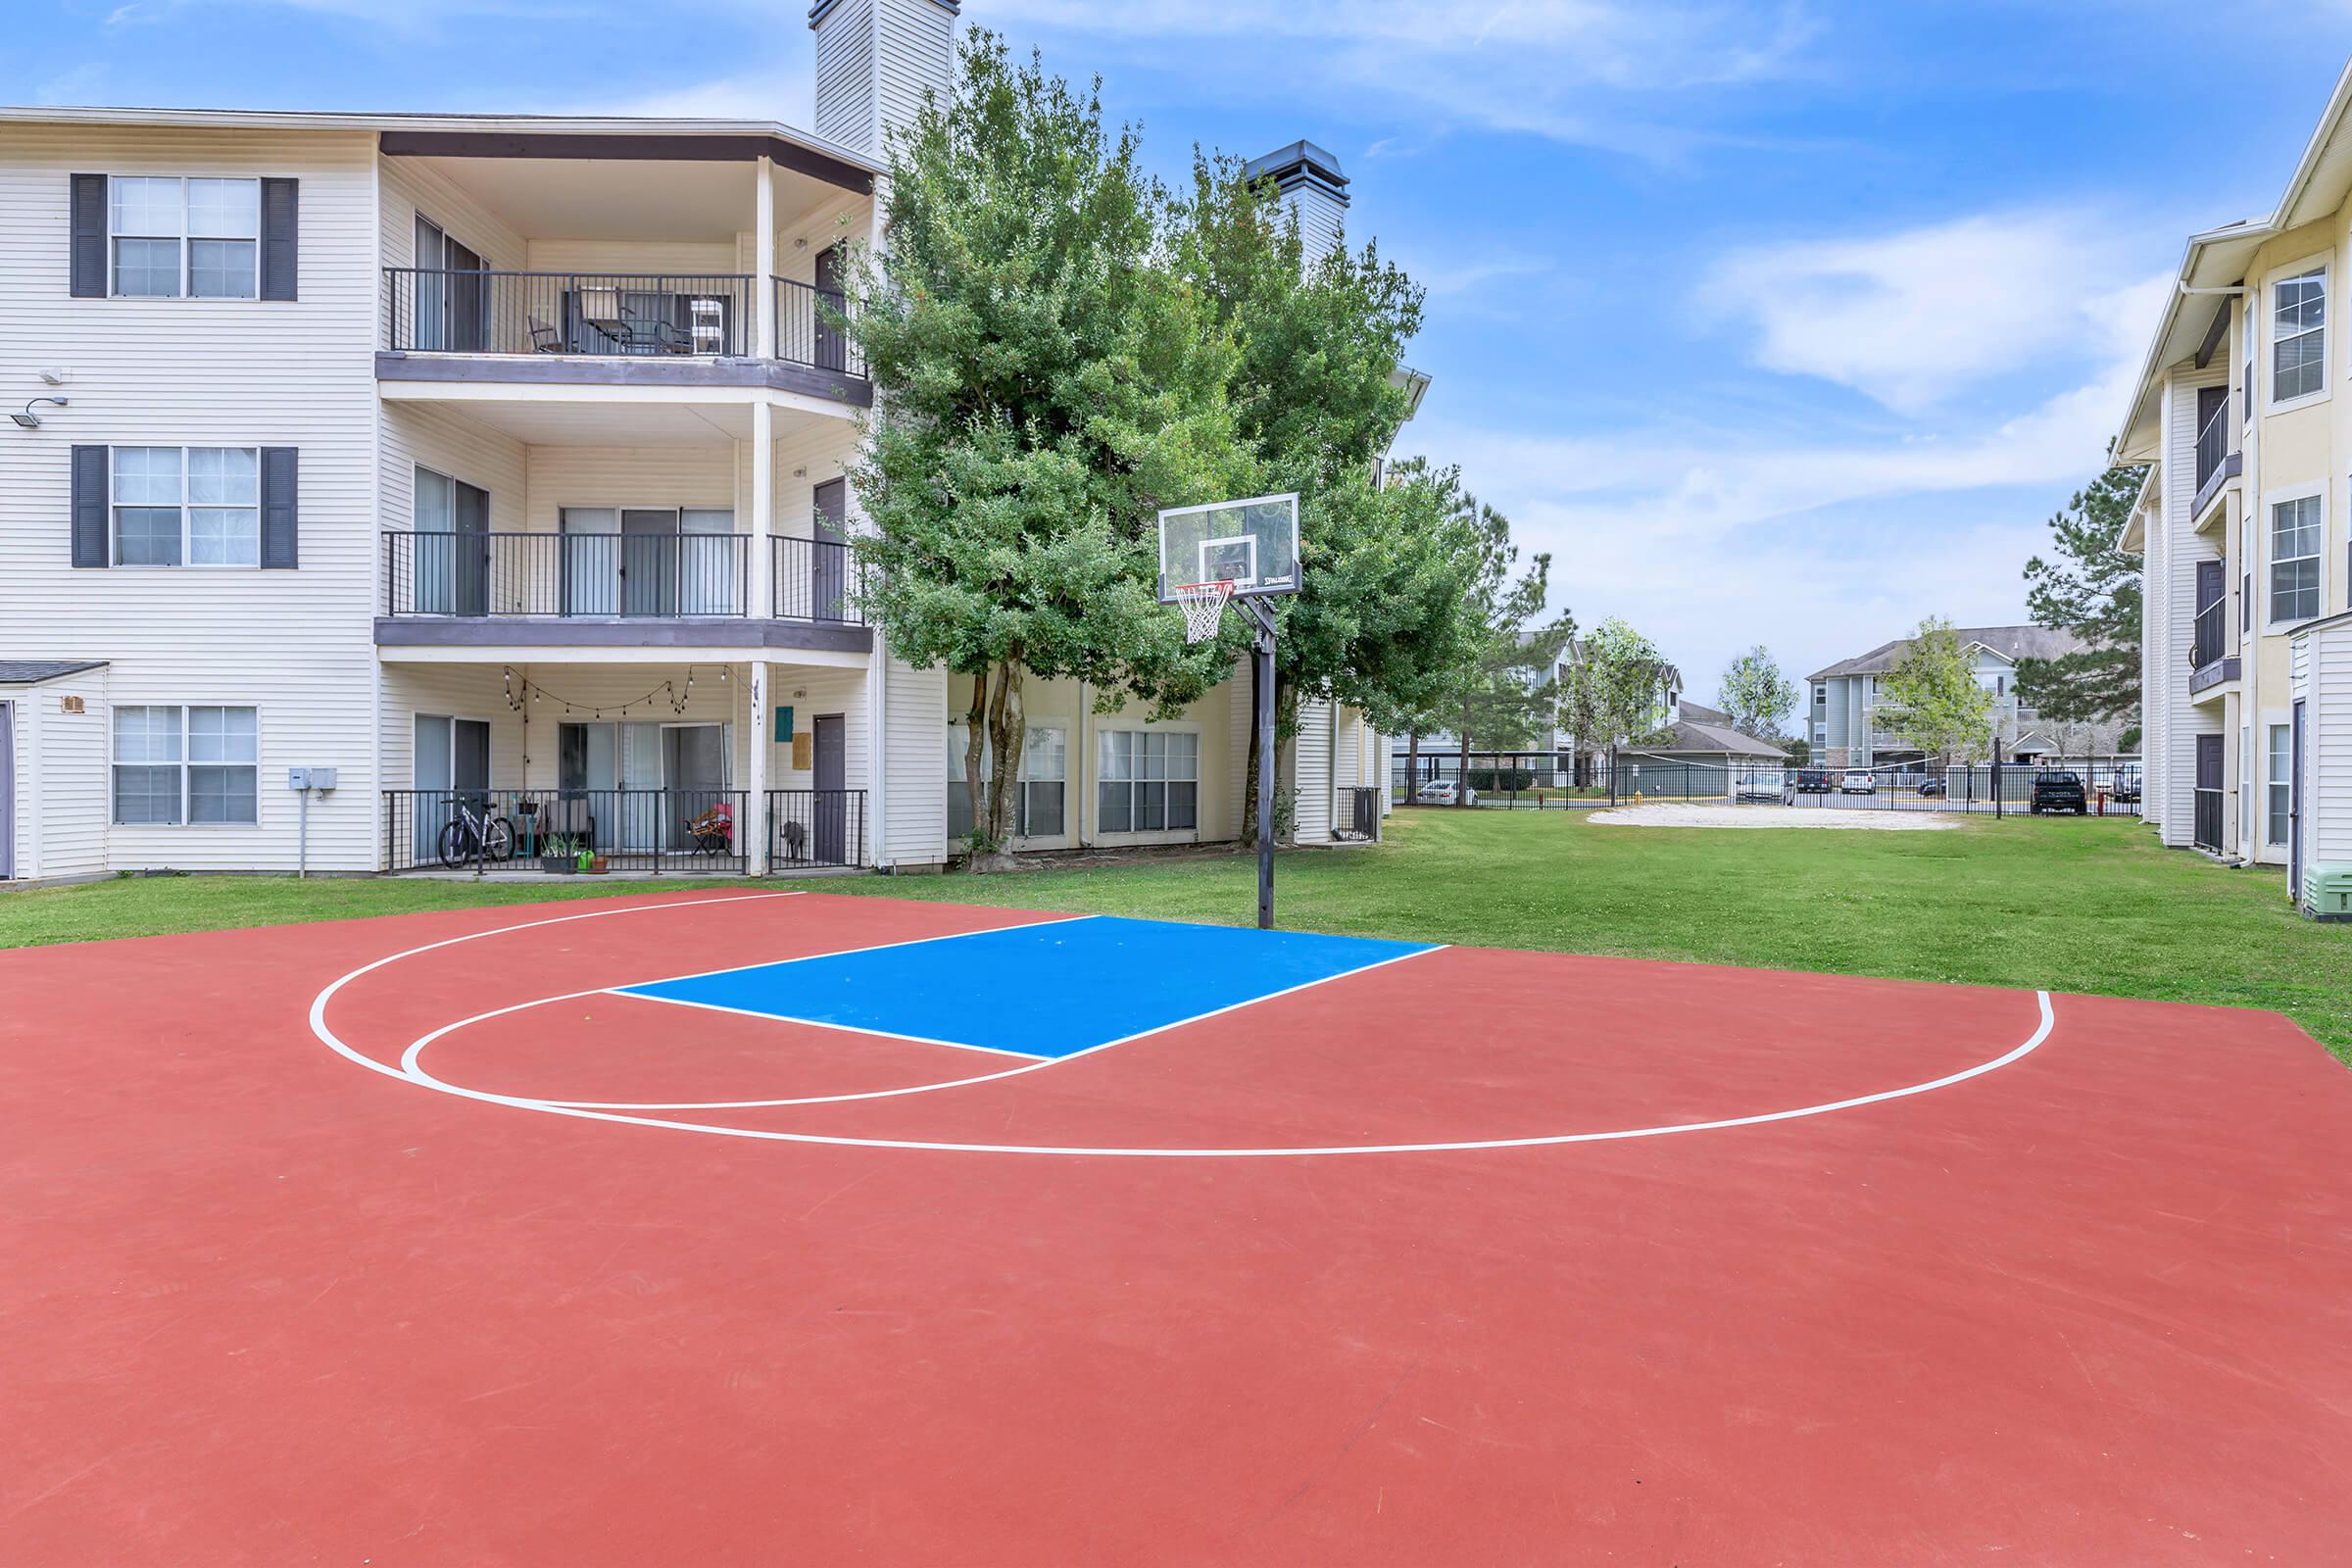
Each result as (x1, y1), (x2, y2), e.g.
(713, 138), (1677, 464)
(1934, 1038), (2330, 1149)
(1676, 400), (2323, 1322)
(310, 898), (2058, 1157)
(401, 930), (1446, 1109)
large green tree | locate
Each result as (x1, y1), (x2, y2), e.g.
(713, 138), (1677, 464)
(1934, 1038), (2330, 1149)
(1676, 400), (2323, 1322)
(1166, 155), (1479, 842)
(1879, 616), (1996, 762)
(843, 34), (1248, 865)
(2018, 462), (2147, 750)
(1560, 617), (1677, 766)
(1435, 477), (1574, 803)
(1717, 646), (1797, 740)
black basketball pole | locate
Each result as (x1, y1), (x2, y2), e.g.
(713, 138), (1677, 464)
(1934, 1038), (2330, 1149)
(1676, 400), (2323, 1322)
(1251, 599), (1277, 930)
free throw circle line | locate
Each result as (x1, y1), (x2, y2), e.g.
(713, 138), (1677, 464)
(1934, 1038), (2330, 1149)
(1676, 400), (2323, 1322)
(311, 896), (2059, 1157)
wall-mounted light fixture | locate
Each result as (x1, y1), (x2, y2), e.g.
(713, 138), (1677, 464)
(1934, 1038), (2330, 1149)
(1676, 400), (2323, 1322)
(10, 396), (67, 430)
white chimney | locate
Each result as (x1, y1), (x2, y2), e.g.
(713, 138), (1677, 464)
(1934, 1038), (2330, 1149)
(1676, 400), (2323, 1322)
(1241, 139), (1350, 260)
(808, 0), (959, 157)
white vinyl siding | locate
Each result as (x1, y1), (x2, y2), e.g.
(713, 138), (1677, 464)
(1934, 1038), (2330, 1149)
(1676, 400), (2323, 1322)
(2272, 495), (2324, 624)
(2273, 266), (2326, 403)
(5, 123), (378, 871)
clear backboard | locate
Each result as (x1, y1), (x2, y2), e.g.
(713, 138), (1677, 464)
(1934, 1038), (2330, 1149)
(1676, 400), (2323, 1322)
(1156, 493), (1300, 601)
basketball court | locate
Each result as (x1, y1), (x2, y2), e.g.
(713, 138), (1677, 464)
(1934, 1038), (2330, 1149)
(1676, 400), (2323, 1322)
(6, 887), (2350, 1563)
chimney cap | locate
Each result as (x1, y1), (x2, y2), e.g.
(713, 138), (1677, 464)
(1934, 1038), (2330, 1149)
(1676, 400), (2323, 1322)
(1241, 139), (1348, 202)
(809, 0), (958, 24)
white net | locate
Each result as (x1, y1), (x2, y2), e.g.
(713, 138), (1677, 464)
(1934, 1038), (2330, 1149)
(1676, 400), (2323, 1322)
(1173, 580), (1235, 644)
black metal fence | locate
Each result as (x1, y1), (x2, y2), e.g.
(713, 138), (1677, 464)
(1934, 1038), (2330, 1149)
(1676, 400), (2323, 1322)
(1390, 750), (2146, 817)
(384, 269), (755, 357)
(770, 534), (863, 623)
(766, 789), (866, 869)
(384, 789), (749, 873)
(774, 277), (865, 376)
(2194, 392), (2232, 491)
(383, 530), (750, 618)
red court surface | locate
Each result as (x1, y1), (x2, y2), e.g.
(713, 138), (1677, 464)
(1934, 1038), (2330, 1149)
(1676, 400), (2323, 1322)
(5, 888), (2351, 1565)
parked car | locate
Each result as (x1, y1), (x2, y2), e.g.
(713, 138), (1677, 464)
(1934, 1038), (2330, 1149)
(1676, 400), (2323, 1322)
(2030, 770), (2088, 814)
(1916, 776), (1946, 797)
(1839, 769), (1878, 795)
(1736, 768), (1788, 803)
(2109, 766), (2142, 805)
(1792, 768), (1835, 794)
(1414, 779), (1477, 807)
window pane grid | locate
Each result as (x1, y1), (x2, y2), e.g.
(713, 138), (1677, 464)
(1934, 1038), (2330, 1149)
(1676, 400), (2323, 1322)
(2273, 270), (2326, 401)
(1096, 730), (1199, 834)
(110, 175), (260, 298)
(112, 447), (259, 566)
(2271, 497), (2324, 622)
(112, 705), (257, 826)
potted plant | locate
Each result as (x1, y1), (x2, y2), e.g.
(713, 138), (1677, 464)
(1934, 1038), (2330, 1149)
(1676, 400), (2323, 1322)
(539, 832), (582, 874)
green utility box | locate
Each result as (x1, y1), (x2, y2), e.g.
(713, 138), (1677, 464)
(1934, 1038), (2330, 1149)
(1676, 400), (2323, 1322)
(2304, 863), (2352, 922)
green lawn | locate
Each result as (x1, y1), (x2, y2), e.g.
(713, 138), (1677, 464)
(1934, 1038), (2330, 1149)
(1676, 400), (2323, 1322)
(6, 808), (2348, 1062)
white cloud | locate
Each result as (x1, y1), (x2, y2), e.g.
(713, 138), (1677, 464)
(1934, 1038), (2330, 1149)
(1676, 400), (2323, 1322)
(984, 0), (1819, 160)
(1706, 211), (2163, 414)
(1396, 210), (2174, 689)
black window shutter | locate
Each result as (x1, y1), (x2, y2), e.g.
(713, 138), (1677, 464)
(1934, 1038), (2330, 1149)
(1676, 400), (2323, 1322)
(70, 174), (106, 298)
(260, 178), (298, 301)
(71, 445), (109, 566)
(260, 447), (299, 568)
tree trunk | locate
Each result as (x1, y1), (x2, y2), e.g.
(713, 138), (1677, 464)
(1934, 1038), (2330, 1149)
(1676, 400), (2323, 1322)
(1458, 697), (1473, 808)
(976, 663), (1026, 871)
(960, 668), (989, 858)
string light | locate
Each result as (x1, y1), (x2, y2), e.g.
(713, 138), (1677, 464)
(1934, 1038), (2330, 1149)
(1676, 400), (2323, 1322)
(498, 665), (711, 719)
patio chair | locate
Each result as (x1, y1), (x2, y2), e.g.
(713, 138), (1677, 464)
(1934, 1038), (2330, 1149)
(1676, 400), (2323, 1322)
(621, 306), (694, 356)
(527, 315), (566, 354)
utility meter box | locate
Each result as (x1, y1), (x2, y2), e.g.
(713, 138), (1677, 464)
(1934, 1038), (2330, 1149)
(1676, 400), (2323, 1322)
(288, 767), (338, 792)
(2304, 863), (2352, 922)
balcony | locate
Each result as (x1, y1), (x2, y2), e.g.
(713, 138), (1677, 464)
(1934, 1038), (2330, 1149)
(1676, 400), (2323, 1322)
(2189, 596), (2239, 694)
(2191, 393), (2240, 520)
(377, 270), (872, 405)
(381, 787), (869, 874)
(770, 533), (864, 624)
(2193, 787), (2225, 854)
(377, 529), (869, 654)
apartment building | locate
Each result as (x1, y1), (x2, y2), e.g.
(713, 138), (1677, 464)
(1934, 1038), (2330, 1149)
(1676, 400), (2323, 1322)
(1804, 625), (2129, 770)
(0, 0), (1394, 884)
(2117, 60), (2352, 915)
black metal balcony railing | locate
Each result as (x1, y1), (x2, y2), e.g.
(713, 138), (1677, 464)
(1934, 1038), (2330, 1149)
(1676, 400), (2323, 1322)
(384, 788), (749, 873)
(2191, 596), (2230, 670)
(774, 276), (865, 376)
(2194, 392), (2233, 492)
(2193, 787), (2225, 853)
(384, 269), (754, 357)
(767, 789), (867, 869)
(771, 534), (863, 623)
(383, 530), (749, 618)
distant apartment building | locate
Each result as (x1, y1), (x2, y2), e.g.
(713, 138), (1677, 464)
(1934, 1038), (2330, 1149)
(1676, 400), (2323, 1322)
(0, 0), (1398, 883)
(1804, 625), (2129, 770)
(2117, 59), (2352, 915)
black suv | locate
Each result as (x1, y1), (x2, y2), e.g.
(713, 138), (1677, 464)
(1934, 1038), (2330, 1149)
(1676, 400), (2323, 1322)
(2030, 770), (2087, 814)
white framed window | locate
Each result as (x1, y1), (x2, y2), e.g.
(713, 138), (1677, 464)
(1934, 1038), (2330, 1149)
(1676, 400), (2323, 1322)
(1098, 729), (1198, 833)
(110, 175), (260, 299)
(2272, 265), (2326, 404)
(113, 705), (258, 825)
(2267, 723), (2291, 846)
(1019, 724), (1068, 837)
(2269, 494), (2323, 624)
(112, 446), (260, 566)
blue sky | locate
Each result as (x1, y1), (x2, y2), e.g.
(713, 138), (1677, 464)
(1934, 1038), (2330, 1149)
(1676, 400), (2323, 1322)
(13, 1), (2352, 694)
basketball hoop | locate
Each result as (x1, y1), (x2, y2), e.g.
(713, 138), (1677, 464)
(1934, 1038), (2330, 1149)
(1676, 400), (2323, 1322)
(1173, 579), (1235, 644)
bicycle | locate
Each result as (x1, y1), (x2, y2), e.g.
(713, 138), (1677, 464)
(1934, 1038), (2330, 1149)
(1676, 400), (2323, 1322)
(436, 796), (515, 868)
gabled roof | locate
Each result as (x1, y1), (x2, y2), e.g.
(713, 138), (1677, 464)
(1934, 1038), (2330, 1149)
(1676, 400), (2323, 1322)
(2115, 58), (2352, 458)
(0, 660), (107, 684)
(1808, 626), (2082, 682)
(1657, 701), (1786, 759)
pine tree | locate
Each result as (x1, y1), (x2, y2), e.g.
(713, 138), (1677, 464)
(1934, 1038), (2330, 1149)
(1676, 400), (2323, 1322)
(2018, 462), (2147, 746)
